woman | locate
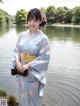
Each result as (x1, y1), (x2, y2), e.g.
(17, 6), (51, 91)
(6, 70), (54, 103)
(11, 8), (50, 106)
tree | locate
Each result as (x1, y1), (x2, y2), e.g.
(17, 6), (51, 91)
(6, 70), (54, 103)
(0, 11), (6, 26)
(15, 9), (27, 25)
(0, 9), (12, 26)
(64, 9), (73, 23)
(46, 6), (57, 24)
(56, 7), (66, 23)
(72, 6), (80, 24)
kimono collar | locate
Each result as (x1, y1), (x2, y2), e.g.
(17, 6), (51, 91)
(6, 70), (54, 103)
(29, 29), (43, 36)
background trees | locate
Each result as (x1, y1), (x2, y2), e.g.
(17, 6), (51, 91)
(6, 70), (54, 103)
(46, 6), (57, 24)
(56, 7), (67, 23)
(72, 6), (80, 24)
(64, 9), (73, 23)
(15, 9), (27, 25)
(45, 6), (80, 25)
(0, 5), (80, 26)
(0, 9), (12, 26)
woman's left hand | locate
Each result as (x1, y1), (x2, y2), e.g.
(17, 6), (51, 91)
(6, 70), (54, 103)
(22, 64), (29, 71)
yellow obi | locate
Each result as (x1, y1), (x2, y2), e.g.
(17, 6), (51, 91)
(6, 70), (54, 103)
(20, 52), (37, 63)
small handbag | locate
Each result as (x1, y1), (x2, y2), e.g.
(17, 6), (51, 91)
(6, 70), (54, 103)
(11, 68), (28, 77)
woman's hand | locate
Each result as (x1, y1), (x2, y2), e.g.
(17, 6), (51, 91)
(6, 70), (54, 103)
(16, 59), (23, 72)
(16, 59), (29, 73)
(22, 64), (29, 71)
(17, 62), (22, 70)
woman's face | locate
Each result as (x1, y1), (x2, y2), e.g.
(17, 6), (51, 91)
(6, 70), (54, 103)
(28, 18), (41, 32)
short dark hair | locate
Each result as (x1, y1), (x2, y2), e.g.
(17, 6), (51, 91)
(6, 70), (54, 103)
(27, 8), (46, 27)
(27, 8), (42, 22)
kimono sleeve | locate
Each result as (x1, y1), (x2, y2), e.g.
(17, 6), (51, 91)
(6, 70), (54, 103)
(11, 34), (21, 69)
(29, 36), (50, 96)
(29, 38), (50, 96)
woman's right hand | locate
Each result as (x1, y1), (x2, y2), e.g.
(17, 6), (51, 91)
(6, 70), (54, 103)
(16, 59), (23, 72)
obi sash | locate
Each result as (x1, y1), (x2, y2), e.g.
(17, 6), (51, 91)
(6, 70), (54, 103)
(20, 52), (37, 63)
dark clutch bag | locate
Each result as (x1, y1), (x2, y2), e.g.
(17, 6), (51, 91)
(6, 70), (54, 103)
(11, 69), (17, 75)
(11, 68), (28, 77)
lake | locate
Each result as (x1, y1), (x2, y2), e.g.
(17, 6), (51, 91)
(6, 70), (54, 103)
(0, 25), (80, 106)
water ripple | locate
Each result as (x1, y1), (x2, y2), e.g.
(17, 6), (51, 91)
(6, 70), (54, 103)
(44, 72), (80, 106)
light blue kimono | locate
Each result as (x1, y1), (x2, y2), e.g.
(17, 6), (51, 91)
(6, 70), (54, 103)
(11, 30), (50, 106)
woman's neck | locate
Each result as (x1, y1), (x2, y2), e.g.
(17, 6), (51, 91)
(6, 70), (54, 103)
(30, 29), (40, 34)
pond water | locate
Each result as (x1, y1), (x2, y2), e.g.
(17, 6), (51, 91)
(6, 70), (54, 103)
(0, 26), (80, 106)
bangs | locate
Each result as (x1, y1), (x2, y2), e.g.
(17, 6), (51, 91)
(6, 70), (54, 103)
(28, 14), (39, 21)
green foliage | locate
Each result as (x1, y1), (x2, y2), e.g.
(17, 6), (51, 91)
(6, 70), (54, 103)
(0, 89), (18, 106)
(45, 6), (80, 24)
(7, 95), (17, 106)
(0, 12), (6, 26)
(47, 17), (56, 24)
(64, 9), (73, 23)
(0, 89), (7, 97)
(46, 6), (57, 24)
(73, 6), (80, 17)
(1, 5), (80, 25)
(72, 16), (80, 24)
(72, 6), (80, 24)
(15, 9), (27, 25)
(56, 7), (66, 23)
(0, 9), (12, 26)
(0, 0), (3, 3)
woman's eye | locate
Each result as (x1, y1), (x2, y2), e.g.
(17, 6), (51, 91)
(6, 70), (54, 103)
(28, 19), (31, 21)
(34, 19), (37, 21)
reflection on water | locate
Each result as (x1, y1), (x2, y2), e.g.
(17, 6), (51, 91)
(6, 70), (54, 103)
(0, 26), (10, 37)
(0, 26), (80, 106)
(45, 26), (80, 43)
(43, 41), (80, 106)
(15, 25), (29, 34)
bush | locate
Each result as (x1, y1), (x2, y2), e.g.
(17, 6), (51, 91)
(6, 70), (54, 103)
(0, 89), (7, 97)
(7, 95), (18, 106)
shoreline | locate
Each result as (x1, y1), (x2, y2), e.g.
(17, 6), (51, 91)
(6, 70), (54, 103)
(47, 23), (80, 28)
(12, 23), (80, 28)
